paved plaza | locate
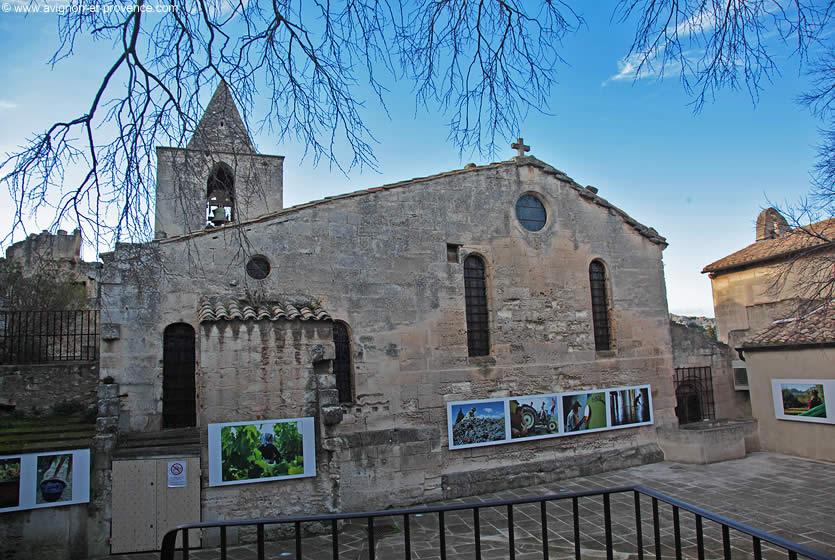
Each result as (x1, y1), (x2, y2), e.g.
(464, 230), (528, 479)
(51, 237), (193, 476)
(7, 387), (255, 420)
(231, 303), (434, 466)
(108, 453), (835, 560)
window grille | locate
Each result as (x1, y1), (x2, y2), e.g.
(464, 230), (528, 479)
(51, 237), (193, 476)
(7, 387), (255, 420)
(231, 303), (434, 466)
(464, 255), (490, 356)
(674, 366), (716, 424)
(333, 322), (353, 403)
(589, 260), (611, 351)
(515, 194), (547, 231)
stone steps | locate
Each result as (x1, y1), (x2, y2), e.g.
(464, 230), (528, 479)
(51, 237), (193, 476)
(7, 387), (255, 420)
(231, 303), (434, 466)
(115, 426), (202, 458)
(0, 415), (95, 453)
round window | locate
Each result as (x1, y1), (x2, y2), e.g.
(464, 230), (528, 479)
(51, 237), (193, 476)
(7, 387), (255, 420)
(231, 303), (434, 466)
(515, 194), (547, 231)
(245, 255), (271, 280)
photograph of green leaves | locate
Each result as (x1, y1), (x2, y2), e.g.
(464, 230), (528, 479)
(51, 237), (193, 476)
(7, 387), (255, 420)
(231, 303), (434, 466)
(221, 421), (305, 483)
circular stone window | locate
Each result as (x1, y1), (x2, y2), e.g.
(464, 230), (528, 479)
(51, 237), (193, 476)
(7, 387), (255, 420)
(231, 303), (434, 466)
(245, 255), (271, 280)
(515, 194), (547, 231)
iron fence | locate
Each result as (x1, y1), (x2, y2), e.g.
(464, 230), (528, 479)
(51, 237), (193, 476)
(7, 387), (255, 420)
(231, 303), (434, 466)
(160, 485), (831, 560)
(0, 309), (99, 364)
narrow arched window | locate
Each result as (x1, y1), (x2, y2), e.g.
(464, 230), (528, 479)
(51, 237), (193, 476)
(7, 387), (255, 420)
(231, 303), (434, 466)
(162, 323), (197, 428)
(464, 255), (490, 356)
(333, 321), (353, 403)
(206, 163), (235, 226)
(589, 260), (612, 351)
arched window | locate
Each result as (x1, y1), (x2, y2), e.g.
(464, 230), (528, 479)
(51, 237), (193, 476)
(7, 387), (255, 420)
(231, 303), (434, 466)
(162, 323), (196, 429)
(206, 163), (235, 226)
(589, 260), (612, 351)
(332, 322), (353, 403)
(464, 255), (490, 356)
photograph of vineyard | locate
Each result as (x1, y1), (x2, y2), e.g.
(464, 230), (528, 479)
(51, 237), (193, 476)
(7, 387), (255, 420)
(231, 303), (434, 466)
(220, 421), (305, 483)
(780, 383), (826, 418)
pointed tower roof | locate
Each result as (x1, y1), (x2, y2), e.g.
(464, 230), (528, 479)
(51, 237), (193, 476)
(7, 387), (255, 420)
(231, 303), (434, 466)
(187, 80), (255, 153)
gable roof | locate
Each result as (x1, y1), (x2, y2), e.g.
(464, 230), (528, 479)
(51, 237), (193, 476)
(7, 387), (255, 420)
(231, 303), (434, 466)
(702, 217), (835, 275)
(162, 156), (668, 247)
(187, 81), (255, 153)
(741, 302), (835, 350)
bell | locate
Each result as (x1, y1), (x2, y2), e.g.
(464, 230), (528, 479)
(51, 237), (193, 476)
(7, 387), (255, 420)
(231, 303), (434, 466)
(211, 206), (228, 226)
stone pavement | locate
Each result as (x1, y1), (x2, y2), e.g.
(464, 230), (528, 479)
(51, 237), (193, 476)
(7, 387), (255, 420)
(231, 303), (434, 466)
(106, 453), (835, 560)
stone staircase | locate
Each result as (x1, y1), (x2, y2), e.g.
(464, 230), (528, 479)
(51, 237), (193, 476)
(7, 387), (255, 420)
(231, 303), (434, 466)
(115, 427), (201, 458)
(0, 415), (96, 454)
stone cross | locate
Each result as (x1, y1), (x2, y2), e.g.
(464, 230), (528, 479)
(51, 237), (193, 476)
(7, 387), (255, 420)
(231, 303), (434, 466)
(511, 137), (530, 157)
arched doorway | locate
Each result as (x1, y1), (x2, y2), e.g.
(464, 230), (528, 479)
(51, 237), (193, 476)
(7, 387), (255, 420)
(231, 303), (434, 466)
(675, 383), (703, 424)
(162, 323), (196, 429)
(673, 366), (716, 425)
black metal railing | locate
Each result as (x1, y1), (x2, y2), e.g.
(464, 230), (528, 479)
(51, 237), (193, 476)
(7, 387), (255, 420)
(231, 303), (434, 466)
(0, 309), (99, 364)
(160, 485), (832, 560)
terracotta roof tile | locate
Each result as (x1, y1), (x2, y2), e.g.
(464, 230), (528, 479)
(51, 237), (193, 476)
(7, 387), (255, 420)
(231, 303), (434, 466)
(198, 297), (331, 323)
(703, 218), (835, 274)
(742, 302), (835, 349)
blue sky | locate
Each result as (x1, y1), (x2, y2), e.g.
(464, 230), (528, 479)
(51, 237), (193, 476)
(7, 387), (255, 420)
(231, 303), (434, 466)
(0, 3), (824, 316)
(451, 401), (506, 419)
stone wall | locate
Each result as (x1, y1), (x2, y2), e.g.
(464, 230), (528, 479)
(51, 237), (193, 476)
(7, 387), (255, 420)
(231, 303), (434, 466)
(0, 362), (98, 417)
(198, 320), (340, 527)
(670, 322), (751, 420)
(0, 504), (90, 560)
(102, 157), (677, 513)
(708, 247), (835, 347)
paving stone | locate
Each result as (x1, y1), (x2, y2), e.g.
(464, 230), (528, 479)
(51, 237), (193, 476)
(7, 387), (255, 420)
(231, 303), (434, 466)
(104, 453), (834, 560)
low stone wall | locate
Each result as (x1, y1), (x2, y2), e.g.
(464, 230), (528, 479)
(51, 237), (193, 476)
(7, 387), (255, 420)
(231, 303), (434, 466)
(0, 504), (89, 560)
(0, 362), (98, 417)
(442, 442), (664, 498)
(657, 419), (758, 464)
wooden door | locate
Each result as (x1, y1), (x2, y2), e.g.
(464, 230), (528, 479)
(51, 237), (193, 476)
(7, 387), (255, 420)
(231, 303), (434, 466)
(111, 458), (201, 553)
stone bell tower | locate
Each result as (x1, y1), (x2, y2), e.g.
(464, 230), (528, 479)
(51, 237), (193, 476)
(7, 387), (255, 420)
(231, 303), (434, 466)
(154, 81), (284, 239)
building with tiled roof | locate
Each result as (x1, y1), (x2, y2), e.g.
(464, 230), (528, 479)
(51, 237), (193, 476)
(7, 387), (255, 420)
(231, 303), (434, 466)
(702, 209), (834, 350)
(742, 302), (835, 351)
(95, 82), (679, 554)
(736, 303), (835, 462)
(703, 216), (835, 275)
(702, 209), (835, 464)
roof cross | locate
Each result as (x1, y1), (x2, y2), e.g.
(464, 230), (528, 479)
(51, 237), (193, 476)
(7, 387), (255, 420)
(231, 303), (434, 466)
(511, 137), (530, 157)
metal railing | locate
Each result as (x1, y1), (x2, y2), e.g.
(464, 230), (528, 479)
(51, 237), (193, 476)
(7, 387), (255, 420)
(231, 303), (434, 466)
(0, 309), (99, 364)
(160, 485), (832, 560)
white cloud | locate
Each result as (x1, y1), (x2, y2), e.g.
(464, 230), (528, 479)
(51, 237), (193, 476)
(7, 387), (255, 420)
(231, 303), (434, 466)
(605, 6), (714, 86)
(0, 100), (18, 110)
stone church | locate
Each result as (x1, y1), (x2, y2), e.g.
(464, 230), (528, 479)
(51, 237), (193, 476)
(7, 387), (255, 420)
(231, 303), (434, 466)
(98, 82), (676, 550)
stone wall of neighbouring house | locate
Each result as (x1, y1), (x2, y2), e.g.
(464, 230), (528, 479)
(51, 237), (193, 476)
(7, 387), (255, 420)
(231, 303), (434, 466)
(0, 362), (98, 417)
(670, 322), (751, 421)
(101, 158), (677, 513)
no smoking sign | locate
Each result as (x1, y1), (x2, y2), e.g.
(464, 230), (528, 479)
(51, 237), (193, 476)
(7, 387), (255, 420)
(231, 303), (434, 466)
(167, 460), (187, 488)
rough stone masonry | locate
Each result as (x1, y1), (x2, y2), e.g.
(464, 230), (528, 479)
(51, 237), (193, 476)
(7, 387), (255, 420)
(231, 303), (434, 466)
(99, 82), (678, 531)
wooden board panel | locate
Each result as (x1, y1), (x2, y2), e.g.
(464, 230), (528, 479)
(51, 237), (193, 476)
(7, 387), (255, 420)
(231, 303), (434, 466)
(111, 459), (157, 554)
(156, 457), (201, 549)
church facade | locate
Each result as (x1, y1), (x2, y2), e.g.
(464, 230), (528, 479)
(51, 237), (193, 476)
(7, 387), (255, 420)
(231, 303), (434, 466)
(99, 83), (676, 548)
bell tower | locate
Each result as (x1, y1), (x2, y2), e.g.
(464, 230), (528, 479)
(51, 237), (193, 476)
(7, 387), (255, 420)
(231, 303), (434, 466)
(154, 81), (284, 238)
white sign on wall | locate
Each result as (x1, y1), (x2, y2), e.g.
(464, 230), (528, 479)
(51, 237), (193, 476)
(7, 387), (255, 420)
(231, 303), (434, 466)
(0, 448), (91, 514)
(447, 384), (654, 450)
(167, 460), (187, 488)
(771, 379), (834, 425)
(207, 417), (316, 487)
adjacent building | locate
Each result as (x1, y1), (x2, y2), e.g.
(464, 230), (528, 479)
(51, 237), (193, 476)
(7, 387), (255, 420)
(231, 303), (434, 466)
(703, 209), (835, 462)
